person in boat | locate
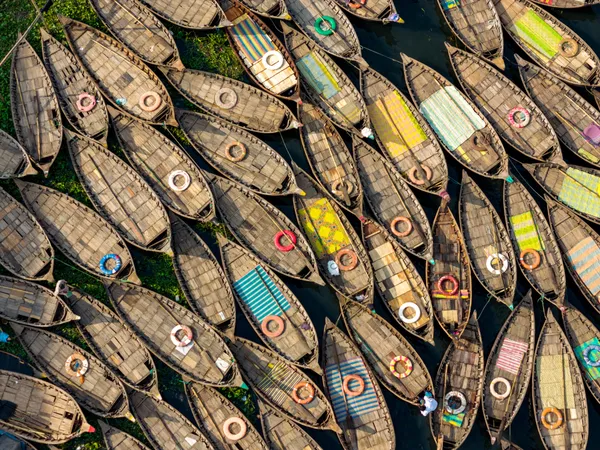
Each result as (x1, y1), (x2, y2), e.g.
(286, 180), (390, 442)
(418, 390), (438, 417)
(0, 327), (10, 343)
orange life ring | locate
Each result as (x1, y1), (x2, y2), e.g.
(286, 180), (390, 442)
(222, 417), (247, 441)
(437, 275), (459, 296)
(292, 381), (315, 405)
(349, 0), (366, 8)
(342, 374), (365, 397)
(519, 248), (541, 271)
(138, 91), (162, 112)
(170, 325), (193, 347)
(224, 142), (247, 162)
(541, 407), (563, 430)
(390, 216), (413, 237)
(335, 249), (358, 271)
(407, 165), (433, 186)
(65, 353), (89, 377)
(261, 315), (285, 338)
(274, 230), (296, 252)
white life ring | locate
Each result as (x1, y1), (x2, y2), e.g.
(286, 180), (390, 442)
(486, 253), (509, 275)
(170, 325), (193, 347)
(398, 302), (421, 324)
(490, 377), (511, 400)
(262, 50), (284, 70)
(215, 88), (238, 110)
(444, 391), (467, 415)
(168, 170), (191, 192)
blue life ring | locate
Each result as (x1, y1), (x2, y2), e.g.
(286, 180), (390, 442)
(583, 345), (600, 367)
(99, 254), (122, 276)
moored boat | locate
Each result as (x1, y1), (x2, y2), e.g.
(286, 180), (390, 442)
(137, 0), (229, 28)
(0, 130), (36, 178)
(530, 0), (600, 7)
(0, 434), (36, 450)
(258, 400), (324, 450)
(333, 0), (402, 22)
(99, 421), (151, 450)
(501, 440), (523, 450)
(237, 0), (289, 18)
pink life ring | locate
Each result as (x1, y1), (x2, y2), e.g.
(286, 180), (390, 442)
(274, 230), (297, 252)
(76, 93), (96, 112)
(507, 107), (531, 129)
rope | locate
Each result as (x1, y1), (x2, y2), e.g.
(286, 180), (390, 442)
(477, 294), (494, 320)
(360, 46), (403, 65)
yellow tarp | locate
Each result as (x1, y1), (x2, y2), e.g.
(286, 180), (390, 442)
(536, 354), (575, 409)
(298, 198), (350, 258)
(509, 211), (545, 252)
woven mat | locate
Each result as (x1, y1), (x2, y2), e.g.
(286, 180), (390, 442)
(536, 354), (575, 409)
(443, 411), (465, 427)
(574, 337), (600, 381)
(509, 211), (545, 252)
(496, 338), (529, 375)
(298, 198), (351, 257)
(231, 15), (275, 63)
(297, 52), (340, 100)
(512, 10), (562, 60)
(568, 237), (600, 296)
(558, 168), (600, 219)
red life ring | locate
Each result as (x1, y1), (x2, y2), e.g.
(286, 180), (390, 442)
(519, 249), (541, 270)
(437, 275), (459, 296)
(507, 107), (531, 129)
(390, 216), (413, 237)
(222, 417), (247, 441)
(408, 165), (432, 186)
(342, 374), (365, 396)
(274, 230), (297, 252)
(292, 381), (315, 404)
(76, 93), (96, 112)
(389, 355), (413, 379)
(261, 315), (285, 338)
(138, 91), (162, 112)
(336, 249), (358, 271)
(170, 325), (193, 347)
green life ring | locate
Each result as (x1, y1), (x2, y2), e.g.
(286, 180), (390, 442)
(315, 16), (337, 36)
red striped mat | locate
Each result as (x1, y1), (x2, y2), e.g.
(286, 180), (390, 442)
(496, 338), (529, 375)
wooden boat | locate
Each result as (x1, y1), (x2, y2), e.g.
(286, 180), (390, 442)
(0, 130), (36, 178)
(340, 297), (433, 404)
(503, 177), (565, 305)
(10, 37), (62, 176)
(11, 324), (130, 419)
(293, 167), (373, 299)
(129, 389), (214, 449)
(0, 276), (77, 327)
(426, 203), (472, 340)
(431, 312), (484, 450)
(283, 0), (363, 62)
(0, 434), (36, 450)
(111, 108), (215, 221)
(222, 1), (298, 99)
(447, 44), (561, 163)
(171, 215), (236, 336)
(524, 162), (600, 226)
(105, 280), (243, 387)
(177, 109), (300, 196)
(209, 174), (322, 284)
(359, 66), (449, 197)
(99, 421), (151, 450)
(333, 0), (401, 22)
(65, 129), (172, 253)
(40, 28), (109, 146)
(185, 382), (269, 450)
(547, 198), (600, 315)
(354, 137), (434, 261)
(482, 292), (535, 444)
(360, 219), (434, 344)
(15, 180), (139, 283)
(299, 101), (363, 215)
(283, 24), (371, 136)
(60, 17), (176, 125)
(229, 337), (339, 431)
(402, 54), (510, 180)
(321, 318), (395, 450)
(494, 0), (600, 87)
(531, 0), (600, 7)
(258, 400), (324, 450)
(237, 0), (289, 18)
(533, 310), (588, 450)
(165, 68), (299, 133)
(219, 235), (320, 372)
(501, 440), (523, 450)
(517, 56), (600, 168)
(89, 0), (184, 69)
(136, 0), (229, 28)
(0, 186), (54, 281)
(62, 284), (159, 396)
(0, 369), (93, 444)
(459, 171), (517, 308)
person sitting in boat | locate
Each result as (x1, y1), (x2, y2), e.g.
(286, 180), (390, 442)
(418, 390), (438, 417)
(0, 327), (10, 343)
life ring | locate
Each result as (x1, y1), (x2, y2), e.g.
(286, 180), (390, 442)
(168, 170), (191, 192)
(490, 377), (511, 400)
(342, 374), (365, 397)
(444, 391), (467, 415)
(390, 216), (413, 237)
(389, 355), (413, 379)
(398, 302), (421, 324)
(519, 249), (541, 271)
(541, 407), (563, 430)
(138, 91), (162, 112)
(222, 417), (247, 441)
(224, 142), (247, 162)
(261, 315), (285, 338)
(407, 165), (433, 186)
(335, 249), (358, 271)
(486, 253), (509, 275)
(274, 230), (297, 252)
(170, 325), (193, 347)
(262, 50), (284, 71)
(215, 88), (238, 110)
(331, 179), (355, 196)
(438, 275), (459, 296)
(349, 0), (366, 8)
(559, 38), (579, 58)
(314, 16), (337, 36)
(99, 254), (122, 276)
(507, 107), (531, 129)
(583, 344), (600, 367)
(76, 93), (96, 112)
(292, 381), (315, 405)
(64, 353), (89, 377)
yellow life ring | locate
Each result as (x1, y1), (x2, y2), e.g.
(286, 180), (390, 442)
(541, 407), (563, 430)
(389, 355), (413, 379)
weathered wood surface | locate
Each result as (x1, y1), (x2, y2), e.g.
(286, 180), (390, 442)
(530, 0), (600, 7)
(15, 180), (139, 283)
(333, 0), (399, 22)
(258, 400), (324, 450)
(99, 421), (152, 450)
(0, 186), (54, 281)
(501, 439), (523, 450)
(40, 28), (109, 145)
(219, 235), (320, 372)
(237, 0), (289, 18)
(111, 109), (215, 221)
(11, 37), (62, 175)
(61, 17), (176, 125)
(0, 369), (91, 444)
(361, 219), (434, 344)
(11, 324), (130, 419)
(0, 130), (36, 178)
(66, 129), (172, 253)
(177, 109), (300, 195)
(137, 0), (228, 29)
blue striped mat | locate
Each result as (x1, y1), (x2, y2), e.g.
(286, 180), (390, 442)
(232, 265), (291, 322)
(325, 358), (379, 422)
